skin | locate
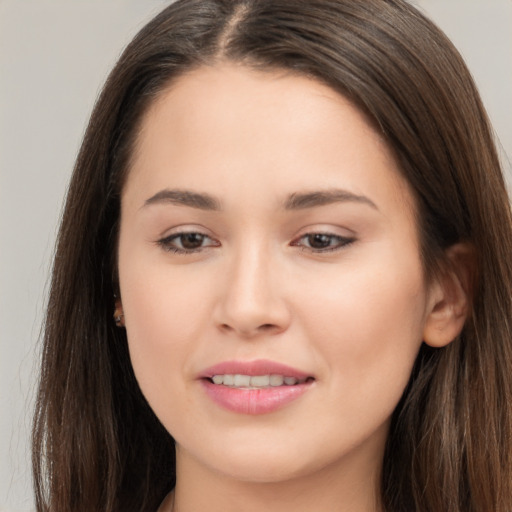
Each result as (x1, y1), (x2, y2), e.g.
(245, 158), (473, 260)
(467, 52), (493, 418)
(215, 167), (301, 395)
(117, 63), (467, 512)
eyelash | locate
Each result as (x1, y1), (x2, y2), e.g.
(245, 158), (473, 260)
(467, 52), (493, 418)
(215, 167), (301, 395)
(156, 231), (355, 255)
(292, 233), (355, 253)
(157, 232), (219, 254)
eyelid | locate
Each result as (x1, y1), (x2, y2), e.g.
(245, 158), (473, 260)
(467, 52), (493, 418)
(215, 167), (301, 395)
(292, 222), (356, 238)
(157, 223), (213, 238)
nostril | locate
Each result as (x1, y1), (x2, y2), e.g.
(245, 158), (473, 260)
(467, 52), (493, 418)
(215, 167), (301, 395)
(260, 323), (278, 331)
(217, 322), (281, 337)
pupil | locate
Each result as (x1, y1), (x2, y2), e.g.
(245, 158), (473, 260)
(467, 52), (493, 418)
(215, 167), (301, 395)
(308, 234), (331, 248)
(181, 233), (204, 249)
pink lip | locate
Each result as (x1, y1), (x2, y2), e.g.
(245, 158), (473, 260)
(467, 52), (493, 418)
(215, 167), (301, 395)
(200, 359), (311, 379)
(199, 359), (314, 415)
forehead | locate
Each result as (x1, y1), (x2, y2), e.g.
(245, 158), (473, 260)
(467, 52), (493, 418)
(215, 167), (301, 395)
(126, 63), (414, 215)
(135, 64), (384, 160)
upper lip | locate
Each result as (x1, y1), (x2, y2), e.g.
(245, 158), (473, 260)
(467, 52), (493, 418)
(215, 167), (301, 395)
(199, 359), (313, 379)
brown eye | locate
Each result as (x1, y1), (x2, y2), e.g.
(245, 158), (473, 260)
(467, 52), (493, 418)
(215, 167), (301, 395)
(292, 232), (355, 253)
(307, 234), (334, 249)
(180, 233), (206, 249)
(157, 232), (219, 254)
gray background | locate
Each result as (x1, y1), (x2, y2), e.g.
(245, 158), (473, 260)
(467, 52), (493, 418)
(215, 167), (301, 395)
(1, 1), (511, 510)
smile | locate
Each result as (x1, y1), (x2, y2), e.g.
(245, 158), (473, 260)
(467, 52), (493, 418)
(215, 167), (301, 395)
(210, 374), (309, 388)
(200, 360), (315, 414)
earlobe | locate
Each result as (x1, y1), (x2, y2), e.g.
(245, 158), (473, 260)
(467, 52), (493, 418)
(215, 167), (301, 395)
(423, 243), (475, 348)
(113, 298), (125, 328)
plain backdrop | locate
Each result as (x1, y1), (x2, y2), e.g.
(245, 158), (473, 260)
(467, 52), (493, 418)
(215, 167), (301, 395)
(0, 1), (511, 510)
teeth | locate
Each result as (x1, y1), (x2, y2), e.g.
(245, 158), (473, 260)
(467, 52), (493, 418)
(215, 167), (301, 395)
(270, 374), (284, 386)
(251, 375), (270, 387)
(223, 374), (235, 386)
(212, 375), (224, 385)
(210, 374), (305, 388)
(233, 374), (251, 387)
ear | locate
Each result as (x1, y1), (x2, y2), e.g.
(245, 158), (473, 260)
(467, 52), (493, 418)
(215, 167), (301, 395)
(423, 243), (475, 348)
(113, 297), (125, 328)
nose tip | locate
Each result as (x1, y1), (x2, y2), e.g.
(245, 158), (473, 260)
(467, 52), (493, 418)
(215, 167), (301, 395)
(213, 252), (291, 339)
(218, 321), (285, 338)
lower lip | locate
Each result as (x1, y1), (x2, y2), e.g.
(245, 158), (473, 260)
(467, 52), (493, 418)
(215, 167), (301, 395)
(201, 379), (312, 415)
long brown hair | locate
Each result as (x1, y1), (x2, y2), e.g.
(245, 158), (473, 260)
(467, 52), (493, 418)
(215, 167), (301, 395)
(33, 1), (512, 510)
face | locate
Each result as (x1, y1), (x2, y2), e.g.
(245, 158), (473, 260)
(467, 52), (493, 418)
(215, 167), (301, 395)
(118, 64), (435, 486)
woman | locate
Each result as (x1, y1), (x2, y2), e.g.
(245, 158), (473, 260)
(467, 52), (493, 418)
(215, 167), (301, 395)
(32, 0), (512, 511)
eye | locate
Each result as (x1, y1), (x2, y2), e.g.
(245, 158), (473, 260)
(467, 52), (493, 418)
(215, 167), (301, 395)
(157, 231), (219, 254)
(292, 232), (355, 253)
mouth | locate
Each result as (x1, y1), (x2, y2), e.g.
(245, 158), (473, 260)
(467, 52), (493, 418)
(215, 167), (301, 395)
(207, 373), (314, 388)
(199, 360), (315, 415)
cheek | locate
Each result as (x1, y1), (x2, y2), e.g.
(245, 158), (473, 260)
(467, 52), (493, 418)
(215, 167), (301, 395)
(118, 250), (213, 402)
(295, 254), (427, 405)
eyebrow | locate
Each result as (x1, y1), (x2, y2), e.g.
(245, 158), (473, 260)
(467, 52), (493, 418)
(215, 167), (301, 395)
(284, 189), (378, 210)
(142, 187), (377, 212)
(143, 189), (221, 210)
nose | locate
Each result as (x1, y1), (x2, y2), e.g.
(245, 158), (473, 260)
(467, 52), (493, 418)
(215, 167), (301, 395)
(213, 243), (291, 338)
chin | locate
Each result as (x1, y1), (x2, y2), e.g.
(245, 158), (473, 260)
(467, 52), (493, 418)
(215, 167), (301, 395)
(207, 450), (317, 484)
(176, 426), (356, 486)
